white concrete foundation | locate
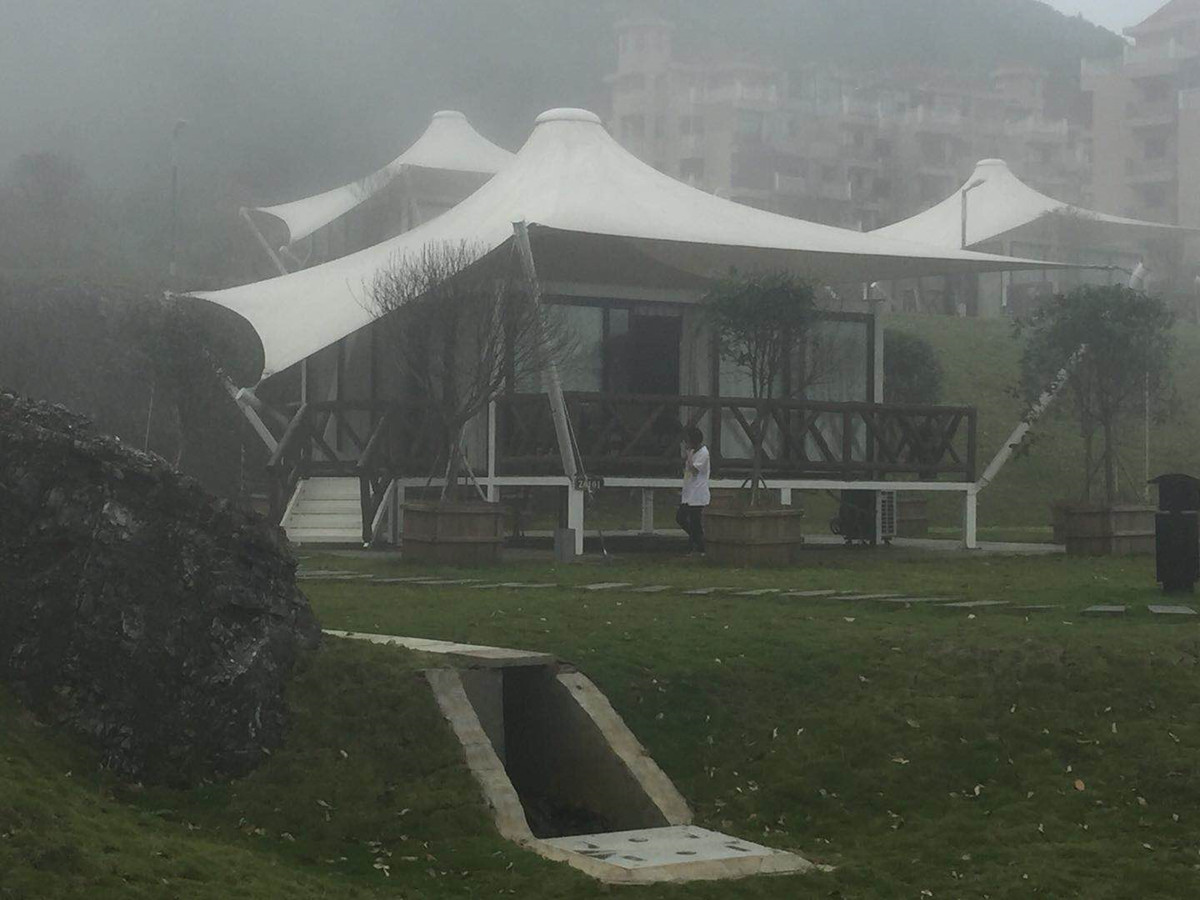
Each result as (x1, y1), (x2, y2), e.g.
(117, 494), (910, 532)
(541, 826), (816, 884)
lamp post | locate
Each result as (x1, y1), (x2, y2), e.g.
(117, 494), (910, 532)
(960, 177), (985, 249)
(169, 119), (188, 288)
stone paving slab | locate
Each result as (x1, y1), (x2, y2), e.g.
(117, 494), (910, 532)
(1149, 604), (1197, 616)
(299, 571), (375, 580)
(784, 590), (839, 598)
(540, 825), (814, 881)
(876, 596), (954, 605)
(370, 575), (437, 584)
(734, 588), (782, 597)
(582, 583), (635, 592)
(943, 600), (1010, 609)
(836, 593), (902, 601)
(407, 578), (482, 586)
(630, 585), (673, 594)
(1082, 605), (1127, 615)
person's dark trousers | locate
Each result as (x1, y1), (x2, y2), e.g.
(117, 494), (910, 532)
(675, 504), (705, 552)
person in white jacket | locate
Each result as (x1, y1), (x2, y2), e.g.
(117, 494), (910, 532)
(676, 426), (710, 554)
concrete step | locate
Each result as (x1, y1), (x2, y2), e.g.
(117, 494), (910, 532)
(299, 477), (361, 500)
(287, 500), (362, 514)
(283, 477), (365, 545)
(286, 528), (364, 545)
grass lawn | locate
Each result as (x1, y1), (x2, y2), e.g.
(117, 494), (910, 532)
(885, 315), (1200, 534)
(4, 549), (1200, 898)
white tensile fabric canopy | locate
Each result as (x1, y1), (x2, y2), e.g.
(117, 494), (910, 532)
(873, 158), (1189, 249)
(250, 110), (514, 246)
(193, 109), (1062, 384)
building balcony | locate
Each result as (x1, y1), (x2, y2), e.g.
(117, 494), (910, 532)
(1126, 101), (1178, 130)
(772, 172), (851, 203)
(903, 106), (965, 133)
(1123, 39), (1200, 79)
(1128, 158), (1178, 185)
(1005, 116), (1069, 142)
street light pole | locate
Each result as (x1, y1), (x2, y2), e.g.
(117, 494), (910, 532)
(960, 177), (986, 249)
(169, 119), (188, 288)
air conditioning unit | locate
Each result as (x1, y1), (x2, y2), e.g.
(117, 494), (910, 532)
(878, 491), (897, 543)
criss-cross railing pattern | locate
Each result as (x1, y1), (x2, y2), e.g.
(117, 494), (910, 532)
(496, 392), (976, 481)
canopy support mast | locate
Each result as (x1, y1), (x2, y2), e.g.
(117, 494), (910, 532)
(239, 207), (291, 277)
(513, 221), (584, 554)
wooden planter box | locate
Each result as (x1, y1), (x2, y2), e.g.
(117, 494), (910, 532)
(1060, 504), (1155, 557)
(896, 495), (929, 538)
(402, 501), (505, 565)
(703, 505), (806, 567)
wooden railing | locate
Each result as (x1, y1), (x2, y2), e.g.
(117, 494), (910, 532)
(265, 392), (978, 525)
(498, 392), (977, 482)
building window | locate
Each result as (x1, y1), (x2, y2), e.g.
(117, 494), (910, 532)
(737, 109), (764, 141)
(621, 115), (645, 140)
(680, 158), (705, 182)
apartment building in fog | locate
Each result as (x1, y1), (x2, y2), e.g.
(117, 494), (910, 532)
(608, 16), (1092, 231)
(1083, 0), (1200, 227)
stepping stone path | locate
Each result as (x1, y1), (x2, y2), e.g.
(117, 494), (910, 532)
(1082, 605), (1127, 616)
(943, 600), (1009, 609)
(1148, 604), (1197, 616)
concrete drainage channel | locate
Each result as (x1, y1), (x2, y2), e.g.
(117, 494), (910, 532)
(326, 629), (819, 884)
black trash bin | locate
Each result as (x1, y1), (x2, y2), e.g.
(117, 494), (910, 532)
(1150, 474), (1200, 593)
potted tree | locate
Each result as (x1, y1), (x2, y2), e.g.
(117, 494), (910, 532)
(700, 271), (821, 566)
(368, 241), (570, 564)
(883, 328), (946, 537)
(1019, 285), (1174, 555)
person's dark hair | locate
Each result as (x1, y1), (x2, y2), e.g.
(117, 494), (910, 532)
(685, 426), (704, 448)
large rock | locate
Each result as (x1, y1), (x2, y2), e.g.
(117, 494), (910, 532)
(0, 390), (320, 783)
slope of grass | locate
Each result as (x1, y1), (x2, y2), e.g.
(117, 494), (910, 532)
(886, 315), (1200, 532)
(7, 550), (1198, 897)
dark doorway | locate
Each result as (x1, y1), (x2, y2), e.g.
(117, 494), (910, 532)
(608, 313), (681, 396)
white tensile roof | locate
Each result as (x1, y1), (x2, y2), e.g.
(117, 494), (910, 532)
(193, 109), (1061, 384)
(874, 158), (1189, 249)
(250, 110), (514, 246)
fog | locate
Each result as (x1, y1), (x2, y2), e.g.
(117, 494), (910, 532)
(0, 0), (607, 197)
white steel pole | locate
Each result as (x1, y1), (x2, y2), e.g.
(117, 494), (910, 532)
(512, 221), (579, 481)
(976, 347), (1085, 492)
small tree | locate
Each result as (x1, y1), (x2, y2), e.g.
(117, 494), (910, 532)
(702, 271), (822, 504)
(883, 329), (943, 405)
(368, 241), (570, 501)
(1018, 285), (1174, 506)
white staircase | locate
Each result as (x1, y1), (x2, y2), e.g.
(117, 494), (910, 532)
(281, 477), (363, 546)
